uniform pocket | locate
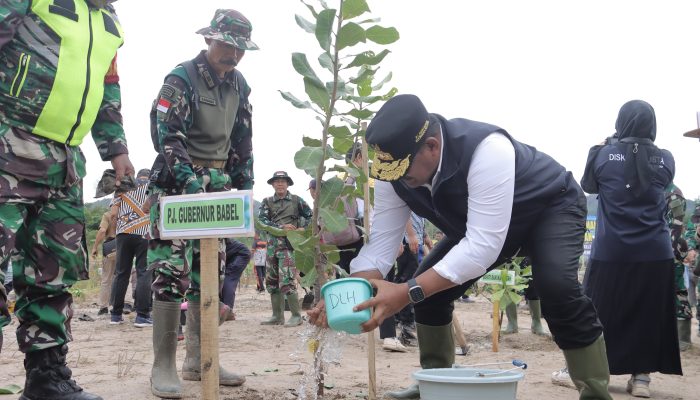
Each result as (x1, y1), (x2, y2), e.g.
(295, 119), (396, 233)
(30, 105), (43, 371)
(10, 53), (31, 97)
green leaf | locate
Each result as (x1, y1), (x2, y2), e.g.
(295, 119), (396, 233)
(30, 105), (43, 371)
(302, 136), (322, 147)
(295, 14), (316, 33)
(357, 81), (372, 97)
(372, 72), (393, 91)
(319, 177), (345, 208)
(294, 146), (325, 171)
(381, 87), (398, 100)
(318, 52), (334, 72)
(349, 65), (376, 84)
(346, 49), (390, 68)
(279, 91), (312, 109)
(347, 108), (373, 120)
(255, 219), (287, 237)
(357, 17), (381, 25)
(346, 95), (382, 105)
(508, 291), (521, 305)
(333, 136), (354, 154)
(491, 289), (505, 303)
(0, 384), (23, 394)
(326, 80), (350, 98)
(328, 125), (352, 138)
(292, 53), (322, 83)
(366, 25), (400, 45)
(319, 208), (349, 233)
(300, 267), (318, 287)
(301, 0), (318, 18)
(315, 9), (336, 52)
(304, 77), (330, 112)
(337, 22), (366, 50)
(342, 0), (370, 19)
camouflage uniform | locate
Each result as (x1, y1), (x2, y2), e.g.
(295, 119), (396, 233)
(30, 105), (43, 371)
(258, 191), (312, 295)
(665, 184), (691, 320)
(147, 22), (254, 304)
(0, 0), (127, 354)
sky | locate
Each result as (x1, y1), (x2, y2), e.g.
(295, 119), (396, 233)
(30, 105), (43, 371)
(83, 0), (700, 205)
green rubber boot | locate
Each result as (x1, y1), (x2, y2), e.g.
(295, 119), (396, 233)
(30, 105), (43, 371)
(503, 302), (518, 334)
(529, 300), (546, 335)
(678, 319), (691, 351)
(260, 292), (284, 325)
(150, 300), (184, 399)
(284, 292), (303, 327)
(182, 301), (246, 386)
(385, 322), (455, 399)
(564, 335), (613, 400)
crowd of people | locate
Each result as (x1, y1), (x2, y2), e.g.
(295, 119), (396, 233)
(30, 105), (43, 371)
(0, 2), (696, 400)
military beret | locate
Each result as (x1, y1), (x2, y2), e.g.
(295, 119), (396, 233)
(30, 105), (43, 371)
(365, 94), (431, 181)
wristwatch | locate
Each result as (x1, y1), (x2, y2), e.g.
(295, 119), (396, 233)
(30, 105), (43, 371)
(407, 278), (425, 304)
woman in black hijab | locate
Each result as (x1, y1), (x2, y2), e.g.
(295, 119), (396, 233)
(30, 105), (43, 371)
(580, 100), (681, 398)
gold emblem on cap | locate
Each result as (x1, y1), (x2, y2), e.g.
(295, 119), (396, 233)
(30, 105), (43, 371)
(373, 146), (394, 161)
(415, 119), (429, 143)
(371, 154), (411, 181)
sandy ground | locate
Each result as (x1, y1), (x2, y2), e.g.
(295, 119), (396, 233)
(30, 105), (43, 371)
(1, 285), (699, 400)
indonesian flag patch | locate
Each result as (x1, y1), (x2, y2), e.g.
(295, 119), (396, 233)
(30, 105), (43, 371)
(157, 98), (171, 113)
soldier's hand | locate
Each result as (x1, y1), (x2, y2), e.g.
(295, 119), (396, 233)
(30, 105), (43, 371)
(111, 154), (135, 188)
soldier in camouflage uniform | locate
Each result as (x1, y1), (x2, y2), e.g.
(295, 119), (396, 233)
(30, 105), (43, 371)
(665, 183), (692, 350)
(258, 171), (312, 327)
(146, 9), (257, 399)
(0, 1), (133, 399)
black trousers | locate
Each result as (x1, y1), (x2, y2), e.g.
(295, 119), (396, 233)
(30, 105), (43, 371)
(337, 239), (364, 275)
(111, 233), (151, 317)
(414, 195), (603, 350)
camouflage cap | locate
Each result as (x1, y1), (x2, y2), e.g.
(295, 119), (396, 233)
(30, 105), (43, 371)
(197, 9), (259, 51)
(95, 169), (137, 198)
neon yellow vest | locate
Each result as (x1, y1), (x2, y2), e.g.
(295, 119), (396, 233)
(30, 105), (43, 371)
(30, 0), (124, 145)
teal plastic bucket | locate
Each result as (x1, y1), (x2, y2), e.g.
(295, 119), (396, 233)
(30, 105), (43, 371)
(413, 368), (524, 400)
(321, 278), (372, 334)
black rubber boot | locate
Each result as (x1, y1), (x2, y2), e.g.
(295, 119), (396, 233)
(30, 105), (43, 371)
(19, 344), (102, 400)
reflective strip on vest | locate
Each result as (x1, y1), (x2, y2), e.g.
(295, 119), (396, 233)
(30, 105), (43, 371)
(30, 0), (124, 145)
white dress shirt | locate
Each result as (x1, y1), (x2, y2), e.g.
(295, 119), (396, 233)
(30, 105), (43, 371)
(350, 132), (515, 284)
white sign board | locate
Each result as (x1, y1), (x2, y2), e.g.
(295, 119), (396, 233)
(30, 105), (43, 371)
(158, 190), (254, 240)
(478, 270), (516, 286)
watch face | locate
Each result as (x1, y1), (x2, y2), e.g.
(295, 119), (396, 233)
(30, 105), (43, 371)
(409, 286), (425, 303)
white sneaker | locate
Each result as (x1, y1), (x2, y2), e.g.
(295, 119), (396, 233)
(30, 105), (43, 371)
(627, 374), (651, 398)
(551, 367), (575, 388)
(382, 337), (408, 353)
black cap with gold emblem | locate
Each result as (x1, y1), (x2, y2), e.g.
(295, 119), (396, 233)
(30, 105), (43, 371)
(365, 94), (431, 181)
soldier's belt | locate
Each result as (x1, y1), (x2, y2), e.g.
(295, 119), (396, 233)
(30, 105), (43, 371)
(191, 158), (226, 168)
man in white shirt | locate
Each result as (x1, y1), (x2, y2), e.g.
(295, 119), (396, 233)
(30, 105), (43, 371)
(309, 94), (611, 400)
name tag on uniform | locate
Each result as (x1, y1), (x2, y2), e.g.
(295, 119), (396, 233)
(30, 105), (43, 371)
(199, 96), (217, 106)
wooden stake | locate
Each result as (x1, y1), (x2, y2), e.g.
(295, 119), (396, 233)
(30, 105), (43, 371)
(361, 129), (377, 400)
(492, 301), (500, 352)
(200, 238), (220, 399)
(452, 312), (468, 355)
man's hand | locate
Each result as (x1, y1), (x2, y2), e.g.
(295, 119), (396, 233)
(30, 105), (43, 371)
(281, 224), (296, 231)
(91, 249), (98, 258)
(111, 154), (135, 188)
(307, 298), (329, 328)
(355, 279), (411, 333)
(407, 236), (419, 255)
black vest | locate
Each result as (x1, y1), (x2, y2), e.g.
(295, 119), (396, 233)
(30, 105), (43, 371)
(392, 115), (580, 258)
